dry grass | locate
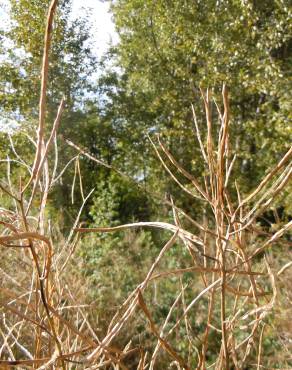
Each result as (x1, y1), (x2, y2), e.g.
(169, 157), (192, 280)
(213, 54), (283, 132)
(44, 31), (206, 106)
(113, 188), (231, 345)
(0, 1), (291, 368)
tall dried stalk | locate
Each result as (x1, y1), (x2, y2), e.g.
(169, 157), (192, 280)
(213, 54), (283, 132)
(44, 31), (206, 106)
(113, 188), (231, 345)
(75, 86), (291, 369)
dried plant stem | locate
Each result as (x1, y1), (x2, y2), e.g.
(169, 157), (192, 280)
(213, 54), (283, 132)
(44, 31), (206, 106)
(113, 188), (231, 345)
(24, 0), (59, 192)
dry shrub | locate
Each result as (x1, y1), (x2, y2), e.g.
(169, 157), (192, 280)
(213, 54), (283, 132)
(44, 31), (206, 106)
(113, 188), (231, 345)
(0, 0), (291, 369)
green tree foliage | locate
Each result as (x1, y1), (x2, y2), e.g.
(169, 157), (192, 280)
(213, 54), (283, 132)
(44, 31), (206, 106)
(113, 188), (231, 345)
(102, 0), (291, 198)
(0, 0), (95, 116)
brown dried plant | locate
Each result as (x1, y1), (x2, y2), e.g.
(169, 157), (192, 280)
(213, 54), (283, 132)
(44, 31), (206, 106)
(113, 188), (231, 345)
(75, 87), (291, 369)
(0, 0), (291, 369)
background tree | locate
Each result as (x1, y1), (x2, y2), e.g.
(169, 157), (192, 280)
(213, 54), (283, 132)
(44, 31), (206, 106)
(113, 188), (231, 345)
(0, 0), (99, 221)
(0, 0), (95, 115)
(99, 0), (292, 211)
